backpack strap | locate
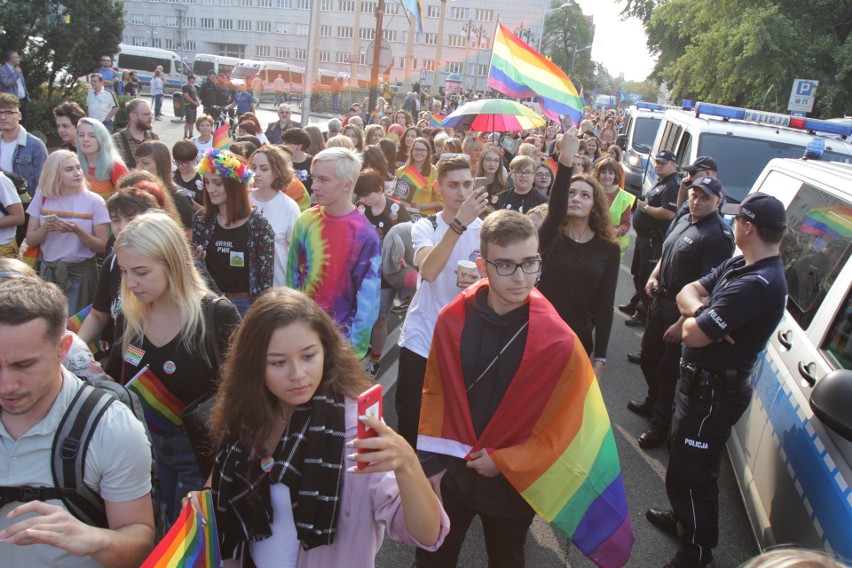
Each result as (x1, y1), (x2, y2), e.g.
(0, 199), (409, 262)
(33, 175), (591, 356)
(427, 214), (439, 231)
(118, 130), (135, 169)
(205, 296), (224, 367)
(50, 383), (115, 528)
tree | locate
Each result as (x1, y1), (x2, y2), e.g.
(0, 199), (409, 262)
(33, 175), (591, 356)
(621, 0), (852, 118)
(620, 79), (660, 102)
(540, 1), (595, 89)
(0, 0), (124, 98)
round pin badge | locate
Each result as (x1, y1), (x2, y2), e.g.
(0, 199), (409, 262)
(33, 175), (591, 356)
(390, 203), (400, 213)
(378, 221), (384, 228)
(260, 456), (274, 472)
(163, 360), (177, 374)
(491, 195), (499, 204)
(358, 204), (366, 213)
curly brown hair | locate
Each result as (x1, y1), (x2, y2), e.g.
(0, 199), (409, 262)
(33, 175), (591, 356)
(559, 174), (618, 245)
(211, 288), (372, 453)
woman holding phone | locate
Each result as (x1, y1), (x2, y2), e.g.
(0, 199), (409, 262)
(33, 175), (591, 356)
(189, 288), (448, 567)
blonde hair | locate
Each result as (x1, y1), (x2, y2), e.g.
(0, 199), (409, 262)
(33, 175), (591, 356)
(739, 549), (846, 568)
(38, 150), (88, 198)
(115, 212), (212, 363)
(326, 134), (355, 150)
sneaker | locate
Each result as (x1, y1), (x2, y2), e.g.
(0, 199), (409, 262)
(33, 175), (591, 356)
(390, 298), (411, 314)
(365, 360), (381, 379)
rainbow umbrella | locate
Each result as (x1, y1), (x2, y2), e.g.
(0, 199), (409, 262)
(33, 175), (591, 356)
(799, 206), (852, 240)
(441, 99), (546, 132)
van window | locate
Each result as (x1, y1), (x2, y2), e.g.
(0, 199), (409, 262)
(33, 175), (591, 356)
(659, 121), (681, 152)
(193, 60), (214, 76)
(822, 291), (852, 370)
(780, 183), (852, 330)
(632, 117), (659, 154)
(118, 54), (171, 74)
(677, 132), (693, 166)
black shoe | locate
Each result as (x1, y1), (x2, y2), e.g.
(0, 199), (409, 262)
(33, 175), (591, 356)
(663, 550), (714, 567)
(625, 314), (646, 327)
(627, 399), (652, 417)
(627, 352), (642, 364)
(646, 508), (678, 537)
(617, 303), (636, 316)
(638, 428), (667, 449)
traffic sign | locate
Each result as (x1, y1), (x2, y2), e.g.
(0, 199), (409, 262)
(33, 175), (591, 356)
(365, 39), (393, 73)
(788, 79), (819, 113)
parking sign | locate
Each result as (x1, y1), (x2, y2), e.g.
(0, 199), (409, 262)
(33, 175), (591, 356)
(788, 79), (819, 113)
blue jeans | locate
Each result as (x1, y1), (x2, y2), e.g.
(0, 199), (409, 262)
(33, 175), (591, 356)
(153, 94), (163, 117)
(152, 428), (205, 525)
(225, 293), (251, 316)
(102, 118), (114, 133)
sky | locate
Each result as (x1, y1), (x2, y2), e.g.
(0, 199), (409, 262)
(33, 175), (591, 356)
(574, 0), (656, 82)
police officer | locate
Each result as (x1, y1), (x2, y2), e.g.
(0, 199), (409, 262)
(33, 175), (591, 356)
(630, 177), (734, 448)
(620, 149), (680, 328)
(671, 156), (719, 226)
(646, 192), (789, 568)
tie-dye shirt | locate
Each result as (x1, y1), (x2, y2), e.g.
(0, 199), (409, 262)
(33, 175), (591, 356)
(287, 206), (381, 358)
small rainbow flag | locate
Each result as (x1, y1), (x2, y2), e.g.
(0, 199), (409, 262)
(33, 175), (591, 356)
(20, 240), (40, 269)
(546, 156), (557, 174)
(126, 366), (185, 435)
(419, 280), (634, 568)
(487, 23), (584, 126)
(397, 164), (428, 193)
(212, 124), (230, 150)
(429, 113), (446, 127)
(141, 490), (220, 567)
(67, 304), (100, 356)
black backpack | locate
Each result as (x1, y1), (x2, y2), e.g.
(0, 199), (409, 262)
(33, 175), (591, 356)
(0, 170), (29, 216)
(0, 375), (164, 533)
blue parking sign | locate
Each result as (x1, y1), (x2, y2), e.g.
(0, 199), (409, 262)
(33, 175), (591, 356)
(788, 79), (819, 113)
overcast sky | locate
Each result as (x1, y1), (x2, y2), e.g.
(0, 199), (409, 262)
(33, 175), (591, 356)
(574, 0), (656, 82)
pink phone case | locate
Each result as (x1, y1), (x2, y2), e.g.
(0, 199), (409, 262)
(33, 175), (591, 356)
(356, 384), (383, 470)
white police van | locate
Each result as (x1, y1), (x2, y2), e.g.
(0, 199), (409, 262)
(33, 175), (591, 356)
(726, 157), (852, 562)
(642, 103), (852, 204)
(616, 102), (670, 195)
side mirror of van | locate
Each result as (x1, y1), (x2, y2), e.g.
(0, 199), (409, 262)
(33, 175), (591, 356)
(810, 369), (852, 442)
(616, 133), (627, 151)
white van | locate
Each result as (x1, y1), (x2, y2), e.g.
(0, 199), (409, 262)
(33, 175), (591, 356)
(229, 60), (305, 100)
(616, 102), (669, 195)
(727, 157), (852, 561)
(114, 44), (189, 91)
(642, 103), (852, 203)
(191, 54), (240, 78)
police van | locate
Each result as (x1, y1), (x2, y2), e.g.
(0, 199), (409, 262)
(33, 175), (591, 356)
(114, 44), (189, 91)
(726, 157), (852, 562)
(642, 103), (852, 204)
(616, 102), (670, 195)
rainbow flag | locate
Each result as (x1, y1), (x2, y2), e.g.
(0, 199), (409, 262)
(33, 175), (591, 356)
(212, 124), (230, 150)
(67, 304), (100, 356)
(397, 164), (428, 193)
(126, 366), (185, 435)
(419, 280), (634, 568)
(141, 490), (220, 567)
(546, 156), (557, 174)
(487, 23), (584, 126)
(429, 113), (446, 127)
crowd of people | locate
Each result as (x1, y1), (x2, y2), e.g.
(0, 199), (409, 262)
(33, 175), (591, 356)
(0, 51), (819, 568)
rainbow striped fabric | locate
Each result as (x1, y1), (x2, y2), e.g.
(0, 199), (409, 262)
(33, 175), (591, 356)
(66, 304), (100, 356)
(126, 366), (185, 435)
(487, 23), (584, 126)
(212, 124), (230, 150)
(141, 490), (220, 567)
(397, 164), (428, 193)
(429, 113), (446, 127)
(419, 280), (634, 568)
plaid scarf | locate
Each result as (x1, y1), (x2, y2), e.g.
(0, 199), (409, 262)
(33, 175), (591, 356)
(212, 393), (347, 558)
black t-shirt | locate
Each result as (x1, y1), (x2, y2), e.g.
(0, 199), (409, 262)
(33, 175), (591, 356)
(174, 172), (205, 205)
(205, 222), (250, 294)
(182, 83), (199, 104)
(632, 172), (680, 236)
(170, 188), (196, 229)
(493, 188), (548, 214)
(291, 156), (313, 195)
(658, 211), (734, 294)
(360, 196), (412, 242)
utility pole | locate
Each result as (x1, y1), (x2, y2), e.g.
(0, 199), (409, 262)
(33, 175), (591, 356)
(351, 0), (362, 85)
(432, 0), (447, 95)
(367, 0), (384, 118)
(462, 18), (475, 92)
(301, 0), (321, 126)
(474, 25), (486, 91)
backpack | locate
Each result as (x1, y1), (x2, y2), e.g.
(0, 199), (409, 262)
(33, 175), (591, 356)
(0, 170), (29, 216)
(0, 374), (164, 533)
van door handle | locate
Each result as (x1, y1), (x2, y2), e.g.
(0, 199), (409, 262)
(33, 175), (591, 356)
(777, 330), (793, 349)
(798, 361), (817, 386)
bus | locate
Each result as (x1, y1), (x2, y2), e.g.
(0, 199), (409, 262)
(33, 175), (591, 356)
(191, 54), (240, 78)
(114, 44), (189, 90)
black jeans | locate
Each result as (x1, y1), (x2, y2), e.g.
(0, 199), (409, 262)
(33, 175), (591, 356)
(394, 347), (428, 448)
(666, 384), (752, 566)
(414, 478), (534, 568)
(639, 295), (682, 433)
(629, 236), (662, 316)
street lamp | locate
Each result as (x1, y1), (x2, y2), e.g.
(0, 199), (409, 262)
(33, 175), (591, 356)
(538, 2), (571, 52)
(571, 44), (593, 75)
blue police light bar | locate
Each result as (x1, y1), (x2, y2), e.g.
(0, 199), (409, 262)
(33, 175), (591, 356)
(694, 102), (852, 138)
(636, 102), (665, 111)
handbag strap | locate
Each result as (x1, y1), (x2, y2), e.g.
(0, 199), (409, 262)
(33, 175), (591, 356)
(206, 296), (223, 367)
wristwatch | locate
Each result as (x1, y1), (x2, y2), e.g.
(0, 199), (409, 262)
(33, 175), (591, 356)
(643, 205), (649, 214)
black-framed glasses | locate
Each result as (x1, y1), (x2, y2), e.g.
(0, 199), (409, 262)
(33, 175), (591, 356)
(485, 256), (542, 276)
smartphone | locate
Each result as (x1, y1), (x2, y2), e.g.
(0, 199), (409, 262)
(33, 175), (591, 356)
(43, 214), (57, 223)
(474, 177), (487, 191)
(559, 115), (571, 132)
(356, 383), (383, 470)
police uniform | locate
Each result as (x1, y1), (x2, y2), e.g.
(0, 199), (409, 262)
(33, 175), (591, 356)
(629, 170), (680, 317)
(639, 205), (734, 444)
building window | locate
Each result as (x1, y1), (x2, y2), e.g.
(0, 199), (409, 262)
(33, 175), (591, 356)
(239, 0), (252, 6)
(450, 7), (469, 20)
(237, 20), (251, 31)
(275, 47), (290, 59)
(184, 40), (196, 50)
(422, 59), (434, 71)
(362, 1), (376, 13)
(319, 50), (332, 62)
(219, 19), (233, 30)
(338, 26), (353, 39)
(220, 44), (246, 58)
(320, 0), (333, 10)
(338, 0), (354, 11)
(149, 15), (160, 25)
(296, 23), (309, 35)
(296, 0), (310, 9)
(257, 21), (272, 33)
(446, 61), (462, 73)
(382, 29), (397, 42)
(385, 2), (398, 14)
(320, 25), (332, 37)
(475, 63), (488, 77)
(448, 34), (464, 47)
(426, 4), (440, 18)
(276, 22), (289, 33)
(277, 0), (289, 7)
(360, 28), (375, 40)
(359, 52), (367, 65)
(294, 48), (307, 60)
(476, 9), (493, 21)
(129, 13), (145, 25)
(201, 0), (215, 4)
(257, 45), (271, 57)
(424, 33), (436, 45)
(184, 17), (196, 28)
(221, 0), (232, 5)
(200, 17), (214, 29)
(257, 0), (273, 6)
(336, 52), (349, 63)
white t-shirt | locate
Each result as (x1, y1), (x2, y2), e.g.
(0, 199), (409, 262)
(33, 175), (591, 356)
(0, 173), (21, 245)
(26, 189), (110, 263)
(0, 139), (16, 171)
(398, 214), (482, 358)
(191, 136), (213, 159)
(249, 484), (299, 568)
(250, 191), (301, 287)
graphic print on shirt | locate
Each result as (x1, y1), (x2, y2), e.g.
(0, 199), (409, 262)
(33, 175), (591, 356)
(215, 238), (245, 268)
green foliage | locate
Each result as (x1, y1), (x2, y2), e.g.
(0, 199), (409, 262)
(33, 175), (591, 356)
(629, 0), (852, 117)
(621, 79), (660, 102)
(541, 1), (595, 88)
(27, 87), (132, 148)
(0, 0), (124, 98)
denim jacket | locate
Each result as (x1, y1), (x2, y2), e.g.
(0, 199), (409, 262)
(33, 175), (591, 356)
(7, 126), (47, 197)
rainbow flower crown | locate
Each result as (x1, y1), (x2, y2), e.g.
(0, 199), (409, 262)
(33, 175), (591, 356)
(197, 148), (254, 185)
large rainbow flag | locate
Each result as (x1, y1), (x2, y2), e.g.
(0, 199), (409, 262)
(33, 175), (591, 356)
(419, 280), (634, 568)
(126, 365), (186, 435)
(141, 490), (220, 567)
(487, 23), (584, 126)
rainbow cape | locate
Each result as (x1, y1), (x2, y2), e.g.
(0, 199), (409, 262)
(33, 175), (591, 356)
(487, 23), (584, 126)
(212, 124), (230, 150)
(397, 164), (428, 193)
(418, 280), (634, 568)
(126, 366), (186, 435)
(141, 490), (220, 567)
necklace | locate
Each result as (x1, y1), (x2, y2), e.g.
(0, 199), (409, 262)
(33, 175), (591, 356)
(566, 226), (592, 242)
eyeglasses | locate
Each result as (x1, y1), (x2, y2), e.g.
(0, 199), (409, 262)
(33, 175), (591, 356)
(0, 110), (18, 117)
(514, 171), (535, 177)
(485, 256), (542, 276)
(174, 160), (195, 167)
(535, 172), (552, 178)
(412, 147), (428, 153)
